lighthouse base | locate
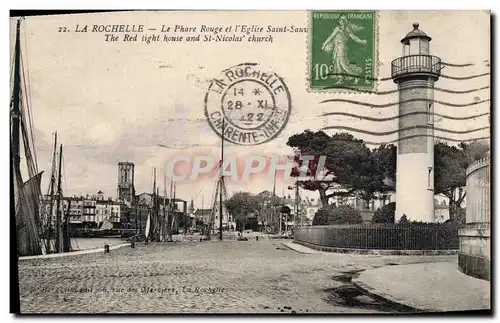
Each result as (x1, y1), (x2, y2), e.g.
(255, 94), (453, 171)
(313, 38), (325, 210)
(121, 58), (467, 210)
(395, 153), (434, 223)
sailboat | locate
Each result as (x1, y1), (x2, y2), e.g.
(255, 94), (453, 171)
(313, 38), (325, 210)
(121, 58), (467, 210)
(208, 119), (234, 240)
(208, 160), (231, 239)
(11, 17), (45, 257)
(144, 167), (157, 242)
(144, 212), (151, 241)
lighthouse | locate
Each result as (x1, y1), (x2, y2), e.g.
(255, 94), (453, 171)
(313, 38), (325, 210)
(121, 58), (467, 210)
(391, 23), (441, 222)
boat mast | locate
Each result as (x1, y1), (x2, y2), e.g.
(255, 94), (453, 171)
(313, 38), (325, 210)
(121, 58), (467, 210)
(184, 184), (187, 235)
(272, 168), (280, 236)
(156, 187), (160, 241)
(173, 182), (177, 235)
(11, 19), (22, 177)
(162, 173), (166, 242)
(271, 168), (277, 233)
(11, 17), (22, 263)
(168, 179), (173, 241)
(153, 167), (157, 241)
(219, 119), (225, 241)
(63, 199), (71, 252)
(55, 144), (63, 253)
(47, 132), (57, 251)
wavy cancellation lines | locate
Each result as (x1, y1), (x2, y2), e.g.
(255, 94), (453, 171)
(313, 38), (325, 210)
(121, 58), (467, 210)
(320, 98), (490, 108)
(319, 61), (490, 145)
(324, 134), (491, 147)
(320, 111), (490, 122)
(320, 67), (489, 84)
(321, 59), (490, 92)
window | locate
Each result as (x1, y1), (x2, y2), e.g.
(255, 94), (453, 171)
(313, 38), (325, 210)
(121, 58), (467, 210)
(427, 102), (434, 125)
(428, 167), (433, 189)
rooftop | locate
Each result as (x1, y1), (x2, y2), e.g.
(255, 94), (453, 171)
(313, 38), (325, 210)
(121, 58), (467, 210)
(194, 208), (212, 216)
(401, 22), (431, 43)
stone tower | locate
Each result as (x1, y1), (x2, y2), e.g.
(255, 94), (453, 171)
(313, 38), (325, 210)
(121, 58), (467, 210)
(391, 23), (441, 222)
(117, 161), (135, 205)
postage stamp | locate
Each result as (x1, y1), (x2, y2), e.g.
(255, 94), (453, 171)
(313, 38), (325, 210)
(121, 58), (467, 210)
(204, 63), (291, 146)
(308, 10), (378, 92)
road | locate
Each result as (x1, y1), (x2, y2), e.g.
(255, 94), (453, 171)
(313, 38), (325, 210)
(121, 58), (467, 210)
(17, 240), (455, 313)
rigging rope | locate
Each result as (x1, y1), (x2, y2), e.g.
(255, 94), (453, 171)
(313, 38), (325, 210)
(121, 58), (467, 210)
(62, 149), (69, 195)
(19, 99), (37, 178)
(20, 49), (38, 173)
(10, 54), (15, 99)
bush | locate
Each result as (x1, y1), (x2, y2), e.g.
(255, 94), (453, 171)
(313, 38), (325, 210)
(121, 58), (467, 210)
(330, 206), (363, 224)
(312, 205), (363, 225)
(445, 207), (466, 226)
(398, 214), (409, 224)
(312, 207), (330, 225)
(372, 202), (395, 223)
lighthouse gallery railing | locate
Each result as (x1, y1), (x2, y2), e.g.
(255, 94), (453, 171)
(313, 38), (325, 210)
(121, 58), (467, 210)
(391, 54), (442, 79)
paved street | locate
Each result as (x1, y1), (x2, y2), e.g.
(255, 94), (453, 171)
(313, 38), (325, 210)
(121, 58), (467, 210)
(18, 240), (455, 313)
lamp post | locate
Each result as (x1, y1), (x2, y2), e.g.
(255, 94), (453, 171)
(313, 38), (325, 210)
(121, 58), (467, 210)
(279, 205), (291, 237)
(288, 181), (300, 228)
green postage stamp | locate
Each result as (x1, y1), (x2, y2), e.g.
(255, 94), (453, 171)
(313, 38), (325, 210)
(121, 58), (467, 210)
(308, 10), (378, 92)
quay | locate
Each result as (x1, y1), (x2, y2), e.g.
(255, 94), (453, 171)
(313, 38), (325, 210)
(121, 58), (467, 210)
(18, 240), (458, 313)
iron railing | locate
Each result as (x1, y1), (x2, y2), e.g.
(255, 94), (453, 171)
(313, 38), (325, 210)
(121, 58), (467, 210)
(391, 54), (441, 80)
(294, 223), (458, 250)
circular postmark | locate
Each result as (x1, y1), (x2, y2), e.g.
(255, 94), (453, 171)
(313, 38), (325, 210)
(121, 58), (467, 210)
(204, 63), (291, 146)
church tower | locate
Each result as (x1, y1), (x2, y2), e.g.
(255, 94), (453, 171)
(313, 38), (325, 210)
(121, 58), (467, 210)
(117, 161), (135, 205)
(391, 23), (441, 222)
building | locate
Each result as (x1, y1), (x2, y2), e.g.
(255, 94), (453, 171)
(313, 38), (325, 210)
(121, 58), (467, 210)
(211, 200), (235, 231)
(39, 191), (123, 229)
(308, 186), (454, 224)
(273, 196), (323, 227)
(328, 191), (396, 212)
(95, 199), (121, 227)
(117, 161), (135, 206)
(391, 23), (441, 222)
(433, 187), (467, 223)
(82, 197), (97, 227)
(459, 155), (490, 280)
(194, 208), (213, 225)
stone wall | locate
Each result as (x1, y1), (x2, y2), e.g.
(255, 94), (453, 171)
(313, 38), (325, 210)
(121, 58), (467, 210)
(458, 157), (490, 281)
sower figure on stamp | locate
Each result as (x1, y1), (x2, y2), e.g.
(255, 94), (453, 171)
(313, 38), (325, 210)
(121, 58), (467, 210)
(321, 15), (367, 85)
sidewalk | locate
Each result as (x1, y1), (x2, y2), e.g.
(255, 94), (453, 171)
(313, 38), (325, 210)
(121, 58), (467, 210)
(282, 241), (321, 254)
(18, 243), (130, 261)
(352, 262), (491, 312)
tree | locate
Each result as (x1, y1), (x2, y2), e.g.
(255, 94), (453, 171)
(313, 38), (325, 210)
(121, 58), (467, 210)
(287, 130), (336, 206)
(312, 207), (330, 226)
(371, 144), (397, 190)
(459, 140), (490, 165)
(372, 202), (396, 223)
(434, 140), (489, 222)
(312, 205), (362, 225)
(255, 190), (275, 231)
(224, 192), (259, 232)
(287, 131), (395, 207)
(287, 131), (372, 205)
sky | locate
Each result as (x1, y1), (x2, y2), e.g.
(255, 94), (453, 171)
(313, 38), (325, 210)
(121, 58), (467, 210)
(10, 10), (490, 208)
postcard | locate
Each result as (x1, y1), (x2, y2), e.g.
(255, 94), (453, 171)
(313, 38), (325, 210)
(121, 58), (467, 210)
(10, 10), (490, 314)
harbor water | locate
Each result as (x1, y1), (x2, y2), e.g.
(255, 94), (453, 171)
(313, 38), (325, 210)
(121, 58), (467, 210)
(44, 237), (125, 252)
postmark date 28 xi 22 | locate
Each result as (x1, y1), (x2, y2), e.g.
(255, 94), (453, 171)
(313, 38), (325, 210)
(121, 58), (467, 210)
(204, 63), (291, 146)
